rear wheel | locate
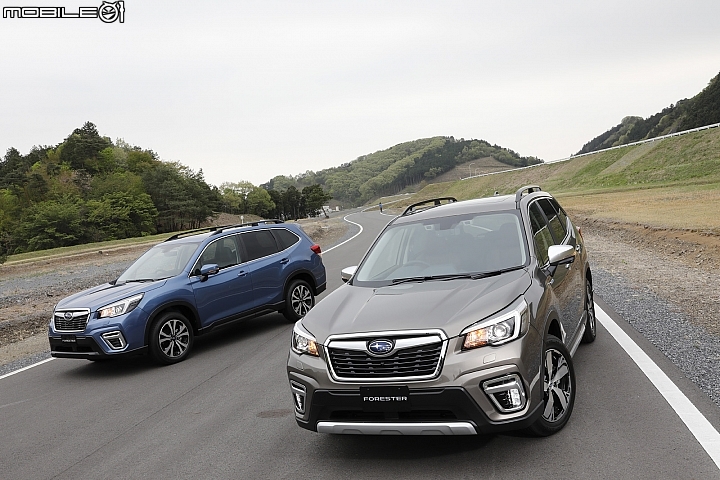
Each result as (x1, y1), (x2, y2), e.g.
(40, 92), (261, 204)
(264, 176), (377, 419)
(528, 335), (576, 436)
(149, 312), (194, 365)
(581, 279), (596, 344)
(283, 279), (315, 322)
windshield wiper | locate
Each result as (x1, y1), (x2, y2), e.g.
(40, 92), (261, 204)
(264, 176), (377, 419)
(120, 278), (156, 284)
(390, 266), (524, 285)
(469, 266), (525, 279)
(391, 274), (476, 285)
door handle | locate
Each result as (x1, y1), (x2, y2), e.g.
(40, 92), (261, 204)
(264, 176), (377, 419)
(280, 258), (289, 265)
(237, 270), (247, 277)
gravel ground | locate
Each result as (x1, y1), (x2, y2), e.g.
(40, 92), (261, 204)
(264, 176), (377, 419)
(592, 267), (720, 406)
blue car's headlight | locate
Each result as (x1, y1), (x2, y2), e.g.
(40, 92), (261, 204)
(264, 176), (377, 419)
(98, 294), (144, 319)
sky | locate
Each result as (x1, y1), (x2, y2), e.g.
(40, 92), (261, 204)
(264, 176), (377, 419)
(1, 0), (720, 187)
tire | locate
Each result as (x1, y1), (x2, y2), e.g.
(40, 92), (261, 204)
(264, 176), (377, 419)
(149, 311), (194, 365)
(581, 278), (596, 344)
(527, 335), (576, 436)
(282, 279), (315, 322)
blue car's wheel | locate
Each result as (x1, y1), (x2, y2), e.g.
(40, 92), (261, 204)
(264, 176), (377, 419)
(150, 312), (194, 365)
(283, 279), (314, 322)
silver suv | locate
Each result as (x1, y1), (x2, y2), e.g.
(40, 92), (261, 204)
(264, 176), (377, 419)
(287, 186), (595, 436)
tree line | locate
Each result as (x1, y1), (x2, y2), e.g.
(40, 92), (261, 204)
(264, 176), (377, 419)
(0, 122), (330, 263)
(578, 70), (720, 154)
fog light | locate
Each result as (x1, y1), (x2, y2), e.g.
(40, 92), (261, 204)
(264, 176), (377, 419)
(290, 381), (307, 415)
(101, 331), (127, 350)
(482, 374), (527, 413)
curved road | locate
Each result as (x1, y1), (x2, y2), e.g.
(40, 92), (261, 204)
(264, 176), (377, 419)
(1, 211), (719, 479)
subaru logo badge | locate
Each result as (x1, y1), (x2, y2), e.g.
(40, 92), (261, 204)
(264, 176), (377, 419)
(367, 339), (394, 356)
(64, 312), (73, 320)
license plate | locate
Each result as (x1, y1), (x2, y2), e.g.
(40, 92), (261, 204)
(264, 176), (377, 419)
(60, 334), (77, 343)
(360, 386), (411, 412)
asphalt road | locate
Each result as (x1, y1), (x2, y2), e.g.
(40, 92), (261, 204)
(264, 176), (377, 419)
(1, 210), (719, 479)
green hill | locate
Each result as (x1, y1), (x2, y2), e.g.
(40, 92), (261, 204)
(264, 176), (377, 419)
(578, 70), (720, 154)
(400, 125), (720, 232)
(262, 137), (542, 206)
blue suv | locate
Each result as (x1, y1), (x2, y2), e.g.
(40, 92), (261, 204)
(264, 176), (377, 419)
(49, 221), (326, 364)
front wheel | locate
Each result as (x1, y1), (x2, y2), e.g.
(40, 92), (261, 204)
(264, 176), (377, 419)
(527, 335), (576, 436)
(581, 279), (596, 344)
(283, 279), (315, 322)
(149, 312), (194, 365)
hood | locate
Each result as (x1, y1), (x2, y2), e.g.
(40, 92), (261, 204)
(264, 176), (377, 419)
(302, 269), (531, 342)
(55, 280), (166, 311)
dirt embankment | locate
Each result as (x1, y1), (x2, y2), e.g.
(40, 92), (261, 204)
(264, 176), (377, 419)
(568, 212), (720, 336)
(0, 215), (349, 366)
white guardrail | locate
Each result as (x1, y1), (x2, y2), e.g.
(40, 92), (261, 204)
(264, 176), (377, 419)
(460, 122), (720, 181)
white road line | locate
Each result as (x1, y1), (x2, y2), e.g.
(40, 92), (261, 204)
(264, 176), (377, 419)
(0, 357), (54, 381)
(596, 304), (720, 470)
(323, 214), (364, 253)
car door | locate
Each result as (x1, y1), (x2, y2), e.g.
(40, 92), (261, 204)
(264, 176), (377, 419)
(529, 200), (582, 345)
(190, 234), (254, 327)
(238, 229), (285, 309)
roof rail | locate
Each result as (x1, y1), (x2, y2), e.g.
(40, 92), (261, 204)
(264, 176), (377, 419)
(514, 185), (542, 207)
(209, 219), (285, 236)
(164, 225), (230, 242)
(402, 197), (457, 216)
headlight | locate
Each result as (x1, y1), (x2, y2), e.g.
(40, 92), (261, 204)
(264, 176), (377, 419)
(98, 294), (144, 319)
(291, 323), (319, 356)
(461, 299), (529, 350)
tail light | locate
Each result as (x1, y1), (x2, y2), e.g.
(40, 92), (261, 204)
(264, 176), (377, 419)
(310, 244), (322, 256)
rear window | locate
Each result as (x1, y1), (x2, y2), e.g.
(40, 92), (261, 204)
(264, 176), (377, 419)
(272, 228), (300, 250)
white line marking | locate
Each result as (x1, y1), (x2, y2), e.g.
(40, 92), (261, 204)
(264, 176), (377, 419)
(0, 357), (54, 381)
(323, 214), (364, 253)
(596, 304), (720, 470)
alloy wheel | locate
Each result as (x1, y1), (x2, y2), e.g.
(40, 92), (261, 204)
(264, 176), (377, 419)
(158, 318), (190, 359)
(542, 348), (573, 422)
(291, 284), (313, 317)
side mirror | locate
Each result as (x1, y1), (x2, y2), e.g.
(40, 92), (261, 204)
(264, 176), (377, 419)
(341, 266), (358, 283)
(547, 245), (576, 266)
(199, 263), (220, 281)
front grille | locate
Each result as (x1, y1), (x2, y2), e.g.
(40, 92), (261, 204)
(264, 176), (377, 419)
(54, 310), (90, 332)
(328, 342), (443, 379)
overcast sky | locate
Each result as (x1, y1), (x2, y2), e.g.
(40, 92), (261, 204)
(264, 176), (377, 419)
(2, 0), (719, 186)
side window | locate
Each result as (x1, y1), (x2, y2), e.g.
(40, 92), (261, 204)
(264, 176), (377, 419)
(538, 198), (566, 244)
(549, 198), (570, 234)
(193, 236), (240, 275)
(241, 230), (280, 261)
(528, 202), (553, 266)
(271, 228), (300, 251)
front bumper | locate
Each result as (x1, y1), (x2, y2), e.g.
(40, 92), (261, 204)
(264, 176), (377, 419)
(294, 385), (542, 435)
(287, 326), (545, 435)
(48, 335), (146, 359)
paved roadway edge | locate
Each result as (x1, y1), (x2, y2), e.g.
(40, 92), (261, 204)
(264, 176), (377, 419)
(596, 303), (720, 470)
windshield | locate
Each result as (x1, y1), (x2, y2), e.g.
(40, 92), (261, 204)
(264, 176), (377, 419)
(117, 241), (202, 283)
(354, 211), (528, 286)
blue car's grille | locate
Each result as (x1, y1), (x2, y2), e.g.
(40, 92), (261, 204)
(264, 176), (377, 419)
(54, 310), (90, 332)
(328, 342), (443, 379)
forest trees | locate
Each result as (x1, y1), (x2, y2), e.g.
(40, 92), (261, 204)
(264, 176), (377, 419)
(0, 122), (221, 261)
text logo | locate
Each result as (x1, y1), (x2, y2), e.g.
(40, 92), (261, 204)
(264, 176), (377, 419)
(3, 1), (125, 23)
